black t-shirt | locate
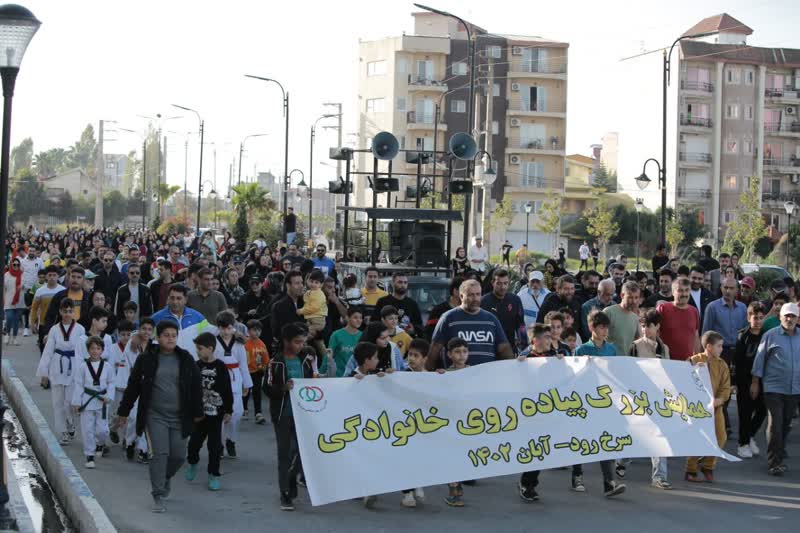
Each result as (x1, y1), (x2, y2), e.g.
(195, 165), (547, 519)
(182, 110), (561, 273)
(643, 292), (673, 309)
(480, 291), (524, 351)
(371, 294), (423, 335)
(501, 244), (512, 258)
(284, 213), (297, 233)
(196, 359), (232, 417)
(425, 300), (454, 341)
(590, 247), (599, 258)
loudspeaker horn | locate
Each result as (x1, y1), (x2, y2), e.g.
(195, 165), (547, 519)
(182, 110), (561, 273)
(371, 131), (399, 160)
(448, 132), (477, 161)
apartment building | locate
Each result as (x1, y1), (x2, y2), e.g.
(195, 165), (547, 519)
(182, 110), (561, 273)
(356, 11), (568, 250)
(675, 13), (800, 244)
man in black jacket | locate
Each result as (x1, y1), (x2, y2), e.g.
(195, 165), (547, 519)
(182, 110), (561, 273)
(238, 276), (274, 343)
(371, 273), (423, 337)
(535, 274), (581, 324)
(270, 271), (305, 352)
(688, 265), (715, 326)
(117, 321), (203, 513)
(93, 250), (125, 307)
(114, 263), (153, 321)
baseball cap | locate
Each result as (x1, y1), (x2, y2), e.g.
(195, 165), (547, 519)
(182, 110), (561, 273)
(84, 270), (98, 280)
(780, 302), (799, 317)
(529, 271), (544, 281)
(740, 276), (755, 289)
(249, 275), (262, 285)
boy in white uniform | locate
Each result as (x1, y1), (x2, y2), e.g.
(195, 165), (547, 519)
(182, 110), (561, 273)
(72, 336), (115, 468)
(107, 319), (133, 447)
(119, 318), (155, 463)
(80, 306), (114, 360)
(214, 311), (252, 459)
(37, 299), (85, 445)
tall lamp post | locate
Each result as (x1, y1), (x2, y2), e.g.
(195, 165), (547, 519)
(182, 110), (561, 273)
(245, 74), (290, 218)
(118, 127), (151, 228)
(197, 180), (217, 230)
(524, 202), (533, 247)
(290, 169), (306, 243)
(0, 4), (40, 523)
(636, 157), (661, 243)
(309, 114), (340, 243)
(473, 150), (496, 240)
(238, 133), (269, 186)
(634, 198), (644, 271)
(785, 201), (796, 270)
(172, 104), (204, 237)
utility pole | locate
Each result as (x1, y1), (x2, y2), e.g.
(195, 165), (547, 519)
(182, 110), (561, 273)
(481, 61), (494, 247)
(94, 120), (104, 227)
(183, 137), (188, 218)
(161, 135), (168, 220)
(465, 87), (481, 248)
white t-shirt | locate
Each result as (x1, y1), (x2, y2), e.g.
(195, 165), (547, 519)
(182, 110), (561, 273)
(690, 288), (702, 313)
(468, 245), (489, 272)
(579, 245), (590, 260)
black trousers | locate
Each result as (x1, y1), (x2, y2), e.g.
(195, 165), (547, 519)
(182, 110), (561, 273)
(764, 393), (799, 468)
(520, 462), (612, 488)
(736, 379), (767, 446)
(187, 415), (223, 476)
(273, 415), (301, 496)
(243, 372), (263, 414)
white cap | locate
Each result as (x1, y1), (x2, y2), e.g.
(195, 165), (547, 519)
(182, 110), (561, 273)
(529, 271), (544, 281)
(780, 302), (799, 317)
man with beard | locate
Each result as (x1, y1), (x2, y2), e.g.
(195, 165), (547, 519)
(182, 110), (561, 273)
(738, 276), (756, 305)
(518, 271), (550, 328)
(270, 271), (306, 351)
(536, 275), (580, 325)
(371, 272), (422, 337)
(93, 250), (125, 306)
(657, 278), (701, 361)
(426, 280), (513, 369)
(579, 278), (617, 341)
(605, 281), (642, 356)
(688, 265), (715, 325)
(311, 244), (336, 278)
(481, 269), (524, 353)
(575, 270), (601, 306)
(709, 252), (731, 295)
(644, 269), (675, 309)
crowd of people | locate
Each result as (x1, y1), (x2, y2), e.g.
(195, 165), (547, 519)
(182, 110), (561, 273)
(5, 224), (799, 513)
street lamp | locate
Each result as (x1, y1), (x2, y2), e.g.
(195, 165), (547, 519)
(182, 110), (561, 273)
(524, 201), (533, 247)
(474, 150), (495, 240)
(785, 201), (796, 270)
(635, 198), (644, 271)
(238, 133), (269, 185)
(309, 113), (340, 242)
(198, 180), (216, 229)
(0, 4), (40, 523)
(638, 157), (662, 238)
(245, 74), (290, 219)
(172, 104), (205, 238)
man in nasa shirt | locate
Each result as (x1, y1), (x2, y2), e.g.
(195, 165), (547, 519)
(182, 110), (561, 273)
(427, 279), (514, 369)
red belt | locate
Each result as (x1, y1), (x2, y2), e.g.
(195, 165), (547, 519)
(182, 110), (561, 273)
(225, 363), (239, 370)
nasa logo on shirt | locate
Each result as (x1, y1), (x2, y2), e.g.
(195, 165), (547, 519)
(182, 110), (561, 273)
(458, 330), (495, 343)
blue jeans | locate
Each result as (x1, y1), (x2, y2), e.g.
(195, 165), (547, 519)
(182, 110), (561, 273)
(5, 308), (22, 336)
(651, 457), (668, 482)
(286, 232), (296, 245)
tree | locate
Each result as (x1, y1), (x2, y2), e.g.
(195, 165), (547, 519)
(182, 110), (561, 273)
(11, 137), (33, 176)
(585, 197), (619, 259)
(103, 191), (127, 225)
(665, 216), (684, 258)
(33, 148), (68, 178)
(9, 168), (47, 222)
(535, 193), (562, 253)
(721, 176), (768, 262)
(156, 183), (181, 220)
(121, 150), (138, 196)
(51, 190), (74, 219)
(66, 124), (97, 174)
(591, 163), (612, 192)
(233, 202), (249, 244)
(231, 183), (273, 224)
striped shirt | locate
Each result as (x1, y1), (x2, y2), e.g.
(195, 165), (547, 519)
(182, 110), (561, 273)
(432, 307), (509, 366)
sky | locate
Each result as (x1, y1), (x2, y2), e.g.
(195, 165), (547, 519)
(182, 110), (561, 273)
(10, 0), (800, 208)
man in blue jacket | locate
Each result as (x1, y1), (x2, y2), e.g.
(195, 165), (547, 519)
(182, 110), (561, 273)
(151, 284), (213, 357)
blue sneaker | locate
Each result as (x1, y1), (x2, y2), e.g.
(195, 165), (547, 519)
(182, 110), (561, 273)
(185, 463), (197, 482)
(208, 475), (221, 491)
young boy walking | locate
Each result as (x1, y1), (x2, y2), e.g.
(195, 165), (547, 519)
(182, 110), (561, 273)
(186, 333), (233, 490)
(108, 319), (134, 447)
(685, 330), (731, 483)
(243, 319), (269, 424)
(37, 299), (85, 444)
(321, 307), (363, 377)
(438, 338), (471, 507)
(215, 311), (253, 459)
(733, 302), (766, 459)
(72, 336), (115, 468)
(122, 318), (155, 463)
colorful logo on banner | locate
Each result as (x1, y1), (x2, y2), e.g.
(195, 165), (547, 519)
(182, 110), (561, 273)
(298, 386), (327, 413)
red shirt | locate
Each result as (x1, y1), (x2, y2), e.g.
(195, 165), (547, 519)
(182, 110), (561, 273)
(656, 302), (699, 361)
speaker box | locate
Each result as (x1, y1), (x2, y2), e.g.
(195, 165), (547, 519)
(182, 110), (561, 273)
(413, 222), (447, 267)
(389, 221), (415, 262)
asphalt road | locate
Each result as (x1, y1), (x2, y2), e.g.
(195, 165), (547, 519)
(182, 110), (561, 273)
(5, 336), (799, 533)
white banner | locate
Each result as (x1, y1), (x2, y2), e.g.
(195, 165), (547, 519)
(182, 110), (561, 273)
(290, 357), (738, 506)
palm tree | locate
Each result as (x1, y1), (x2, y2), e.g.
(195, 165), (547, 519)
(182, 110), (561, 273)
(231, 183), (273, 224)
(156, 184), (182, 219)
(33, 148), (68, 178)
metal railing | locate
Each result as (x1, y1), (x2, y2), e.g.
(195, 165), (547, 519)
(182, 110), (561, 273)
(407, 75), (445, 87)
(519, 62), (567, 74)
(407, 111), (434, 124)
(764, 156), (800, 167)
(518, 139), (564, 150)
(676, 187), (711, 199)
(680, 80), (714, 92)
(679, 152), (712, 163)
(680, 114), (712, 128)
(765, 121), (800, 133)
(762, 192), (800, 202)
(765, 88), (799, 98)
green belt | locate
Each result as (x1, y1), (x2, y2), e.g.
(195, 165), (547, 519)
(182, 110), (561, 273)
(79, 387), (108, 419)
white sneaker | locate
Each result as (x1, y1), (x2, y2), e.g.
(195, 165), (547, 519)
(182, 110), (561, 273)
(414, 487), (425, 501)
(737, 444), (753, 458)
(4, 335), (9, 345)
(749, 438), (760, 456)
(11, 337), (20, 346)
(23, 328), (30, 337)
(401, 492), (417, 508)
(85, 457), (96, 469)
(59, 433), (70, 445)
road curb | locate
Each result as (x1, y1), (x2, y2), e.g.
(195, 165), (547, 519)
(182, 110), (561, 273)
(1, 360), (117, 533)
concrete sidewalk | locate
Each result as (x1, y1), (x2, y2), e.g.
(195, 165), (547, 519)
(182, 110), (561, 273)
(5, 336), (799, 533)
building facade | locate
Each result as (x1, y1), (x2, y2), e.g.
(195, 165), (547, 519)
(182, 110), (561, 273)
(674, 13), (800, 244)
(355, 11), (568, 251)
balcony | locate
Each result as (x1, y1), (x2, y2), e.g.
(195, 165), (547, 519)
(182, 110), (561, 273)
(680, 114), (713, 129)
(507, 138), (565, 156)
(677, 187), (711, 203)
(765, 88), (800, 104)
(507, 106), (566, 119)
(680, 80), (714, 93)
(764, 156), (800, 174)
(508, 62), (567, 81)
(406, 111), (443, 131)
(765, 121), (800, 138)
(407, 75), (448, 92)
(679, 152), (712, 167)
(762, 191), (800, 203)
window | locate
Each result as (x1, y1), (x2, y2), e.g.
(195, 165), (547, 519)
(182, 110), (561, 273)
(764, 142), (782, 159)
(486, 45), (501, 59)
(492, 120), (499, 135)
(414, 98), (434, 123)
(453, 62), (468, 75)
(744, 138), (753, 154)
(723, 175), (738, 189)
(725, 138), (738, 154)
(396, 96), (406, 112)
(106, 161), (116, 169)
(722, 211), (734, 224)
(515, 200), (542, 213)
(523, 162), (545, 187)
(396, 57), (408, 74)
(745, 69), (755, 85)
(522, 48), (549, 73)
(520, 124), (546, 149)
(726, 67), (741, 84)
(366, 98), (385, 113)
(450, 99), (466, 113)
(367, 60), (387, 76)
(745, 105), (754, 120)
(565, 165), (570, 177)
(521, 86), (546, 112)
(725, 103), (739, 119)
(771, 178), (781, 195)
(493, 83), (500, 97)
(415, 137), (433, 151)
(416, 60), (433, 81)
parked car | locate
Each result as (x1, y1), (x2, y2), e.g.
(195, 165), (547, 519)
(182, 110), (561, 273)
(740, 264), (790, 279)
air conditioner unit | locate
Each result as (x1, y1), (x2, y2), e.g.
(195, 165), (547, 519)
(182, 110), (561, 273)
(679, 133), (686, 142)
(512, 46), (523, 56)
(510, 117), (521, 127)
(510, 155), (521, 165)
(511, 82), (520, 92)
(787, 106), (797, 115)
(792, 175), (800, 184)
